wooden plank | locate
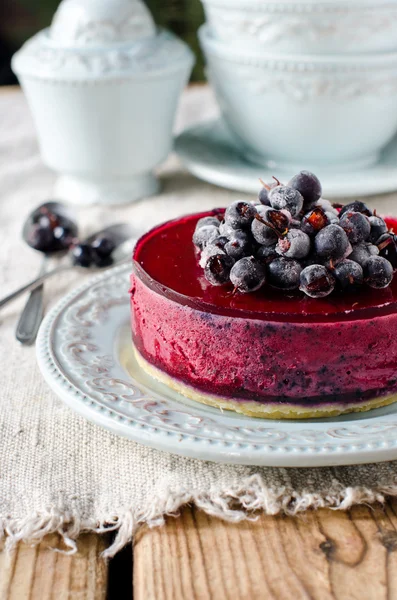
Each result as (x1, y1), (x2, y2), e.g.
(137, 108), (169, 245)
(0, 533), (108, 600)
(134, 503), (397, 600)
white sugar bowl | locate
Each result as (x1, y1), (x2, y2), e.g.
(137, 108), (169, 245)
(12, 0), (194, 205)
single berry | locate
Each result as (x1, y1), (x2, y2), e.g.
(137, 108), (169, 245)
(251, 209), (278, 246)
(230, 257), (266, 293)
(193, 224), (219, 250)
(332, 259), (363, 290)
(268, 185), (303, 217)
(224, 231), (252, 260)
(27, 224), (55, 251)
(204, 253), (234, 286)
(300, 265), (335, 298)
(53, 225), (77, 249)
(287, 171), (322, 210)
(258, 178), (279, 206)
(199, 245), (225, 268)
(339, 211), (371, 244)
(267, 257), (302, 290)
(195, 216), (221, 231)
(91, 235), (116, 258)
(276, 229), (311, 259)
(266, 208), (291, 234)
(256, 244), (278, 264)
(219, 221), (237, 237)
(339, 201), (372, 218)
(301, 207), (329, 236)
(224, 201), (257, 230)
(368, 215), (388, 244)
(364, 256), (393, 289)
(314, 224), (352, 262)
(378, 233), (397, 268)
(72, 243), (93, 267)
(368, 243), (380, 256)
(349, 242), (373, 267)
(210, 235), (229, 251)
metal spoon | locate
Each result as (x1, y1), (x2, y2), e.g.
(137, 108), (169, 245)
(16, 201), (78, 345)
(1, 224), (135, 312)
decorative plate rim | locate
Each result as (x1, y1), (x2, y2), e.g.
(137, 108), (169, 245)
(36, 263), (397, 467)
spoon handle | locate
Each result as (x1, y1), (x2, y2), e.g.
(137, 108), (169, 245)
(15, 257), (48, 345)
(0, 264), (72, 311)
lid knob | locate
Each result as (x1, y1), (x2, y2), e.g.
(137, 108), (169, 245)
(49, 0), (156, 47)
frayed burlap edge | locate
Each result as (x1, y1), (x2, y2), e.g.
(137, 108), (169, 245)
(1, 473), (397, 559)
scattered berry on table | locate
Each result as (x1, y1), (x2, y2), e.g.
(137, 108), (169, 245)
(204, 253), (234, 286)
(27, 224), (55, 252)
(267, 257), (302, 290)
(287, 171), (322, 210)
(230, 257), (266, 293)
(314, 224), (352, 262)
(300, 265), (335, 298)
(332, 259), (364, 290)
(72, 243), (93, 268)
(364, 256), (394, 288)
(276, 229), (311, 260)
(268, 185), (303, 217)
(339, 211), (371, 244)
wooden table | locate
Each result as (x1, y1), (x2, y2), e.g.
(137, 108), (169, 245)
(2, 501), (397, 599)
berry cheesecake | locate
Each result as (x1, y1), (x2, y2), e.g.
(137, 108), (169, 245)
(130, 172), (397, 419)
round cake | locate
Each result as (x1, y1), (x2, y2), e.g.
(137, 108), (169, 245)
(130, 208), (397, 419)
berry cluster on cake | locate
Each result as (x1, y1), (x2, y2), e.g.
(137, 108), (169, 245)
(130, 171), (397, 419)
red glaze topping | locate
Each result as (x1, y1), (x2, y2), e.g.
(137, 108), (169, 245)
(133, 211), (397, 323)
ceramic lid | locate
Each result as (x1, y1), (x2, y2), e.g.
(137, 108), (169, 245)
(49, 0), (156, 47)
(12, 0), (194, 81)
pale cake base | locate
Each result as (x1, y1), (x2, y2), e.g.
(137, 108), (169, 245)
(134, 349), (397, 419)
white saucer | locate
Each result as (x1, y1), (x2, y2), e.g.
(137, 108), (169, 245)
(37, 264), (397, 467)
(175, 119), (397, 199)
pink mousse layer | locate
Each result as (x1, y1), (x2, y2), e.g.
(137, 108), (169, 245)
(130, 212), (397, 405)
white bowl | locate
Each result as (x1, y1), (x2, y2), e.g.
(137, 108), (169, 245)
(202, 0), (397, 55)
(199, 25), (397, 171)
(11, 0), (194, 206)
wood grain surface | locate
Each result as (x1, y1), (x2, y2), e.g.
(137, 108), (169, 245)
(0, 533), (108, 600)
(134, 502), (397, 600)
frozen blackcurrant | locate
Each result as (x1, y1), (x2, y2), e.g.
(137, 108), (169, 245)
(339, 201), (372, 218)
(267, 257), (302, 290)
(225, 231), (252, 260)
(378, 233), (397, 269)
(195, 216), (221, 231)
(251, 208), (278, 246)
(314, 224), (352, 262)
(301, 207), (329, 236)
(268, 185), (303, 217)
(315, 199), (338, 217)
(349, 242), (373, 267)
(364, 256), (394, 289)
(332, 259), (363, 290)
(300, 265), (335, 298)
(193, 225), (219, 250)
(276, 229), (311, 259)
(27, 224), (55, 251)
(230, 257), (266, 293)
(287, 171), (322, 210)
(256, 244), (278, 264)
(224, 201), (257, 230)
(368, 215), (388, 244)
(204, 253), (234, 286)
(339, 211), (371, 244)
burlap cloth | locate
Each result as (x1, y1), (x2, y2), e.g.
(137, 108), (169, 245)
(2, 86), (397, 557)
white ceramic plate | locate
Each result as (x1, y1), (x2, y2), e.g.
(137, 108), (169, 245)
(175, 119), (397, 199)
(37, 264), (397, 467)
